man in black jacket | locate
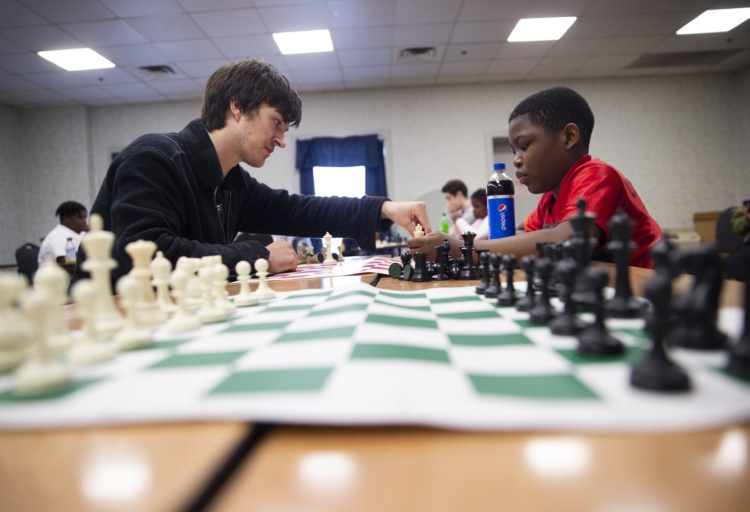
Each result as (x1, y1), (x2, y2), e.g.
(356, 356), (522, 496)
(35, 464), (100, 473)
(73, 59), (430, 284)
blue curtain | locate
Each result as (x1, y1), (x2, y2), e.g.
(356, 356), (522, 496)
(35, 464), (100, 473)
(296, 135), (387, 197)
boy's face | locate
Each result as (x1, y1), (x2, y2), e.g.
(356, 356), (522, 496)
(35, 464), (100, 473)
(509, 115), (574, 195)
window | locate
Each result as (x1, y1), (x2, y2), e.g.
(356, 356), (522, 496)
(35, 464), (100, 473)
(312, 166), (366, 198)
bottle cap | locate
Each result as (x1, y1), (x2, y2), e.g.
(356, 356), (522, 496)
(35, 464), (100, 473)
(493, 162), (505, 171)
(67, 237), (73, 241)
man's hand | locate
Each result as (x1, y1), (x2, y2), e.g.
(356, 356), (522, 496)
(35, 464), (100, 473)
(265, 239), (298, 273)
(381, 201), (432, 236)
(407, 231), (462, 261)
(449, 210), (462, 222)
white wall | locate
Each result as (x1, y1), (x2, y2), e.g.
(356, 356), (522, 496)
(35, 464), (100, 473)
(1, 69), (749, 263)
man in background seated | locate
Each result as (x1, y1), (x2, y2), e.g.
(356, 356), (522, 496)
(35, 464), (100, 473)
(725, 202), (750, 281)
(38, 201), (88, 265)
(451, 188), (489, 240)
(442, 180), (475, 230)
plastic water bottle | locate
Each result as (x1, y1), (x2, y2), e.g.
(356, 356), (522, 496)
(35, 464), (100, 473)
(65, 237), (76, 264)
(487, 162), (516, 239)
(440, 212), (450, 234)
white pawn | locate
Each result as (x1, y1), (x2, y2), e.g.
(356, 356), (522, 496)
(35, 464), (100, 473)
(177, 257), (203, 309)
(322, 232), (336, 265)
(197, 266), (227, 323)
(115, 275), (153, 350)
(414, 224), (425, 238)
(166, 269), (201, 332)
(33, 258), (73, 352)
(151, 251), (176, 314)
(69, 280), (118, 365)
(213, 263), (236, 315)
(253, 258), (275, 300)
(0, 273), (31, 372)
(125, 239), (167, 326)
(234, 261), (258, 307)
(14, 288), (72, 397)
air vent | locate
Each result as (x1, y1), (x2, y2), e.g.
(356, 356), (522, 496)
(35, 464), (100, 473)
(395, 46), (443, 64)
(136, 65), (179, 80)
(626, 50), (741, 69)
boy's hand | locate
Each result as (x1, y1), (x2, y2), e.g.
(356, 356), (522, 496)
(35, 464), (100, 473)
(408, 231), (462, 260)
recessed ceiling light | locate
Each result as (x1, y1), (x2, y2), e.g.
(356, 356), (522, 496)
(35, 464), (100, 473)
(508, 17), (577, 42)
(677, 8), (750, 35)
(38, 48), (115, 71)
(273, 29), (334, 55)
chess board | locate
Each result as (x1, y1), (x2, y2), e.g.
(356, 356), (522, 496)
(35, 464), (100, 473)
(1, 282), (748, 432)
(264, 256), (398, 281)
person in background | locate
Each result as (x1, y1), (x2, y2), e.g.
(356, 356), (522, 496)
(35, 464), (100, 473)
(451, 188), (489, 240)
(38, 201), (88, 265)
(442, 180), (475, 230)
(725, 201), (750, 281)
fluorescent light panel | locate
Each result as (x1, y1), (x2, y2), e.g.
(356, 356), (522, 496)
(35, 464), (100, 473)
(273, 29), (334, 55)
(38, 48), (115, 71)
(508, 17), (577, 42)
(677, 8), (750, 35)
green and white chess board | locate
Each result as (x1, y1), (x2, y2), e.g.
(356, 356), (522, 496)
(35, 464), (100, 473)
(1, 282), (748, 432)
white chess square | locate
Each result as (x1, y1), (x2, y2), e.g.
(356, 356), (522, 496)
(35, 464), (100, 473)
(450, 345), (572, 375)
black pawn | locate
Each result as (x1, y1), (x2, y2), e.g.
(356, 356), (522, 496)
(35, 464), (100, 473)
(516, 255), (536, 312)
(475, 250), (490, 295)
(604, 209), (648, 318)
(459, 231), (479, 280)
(631, 238), (690, 392)
(727, 268), (750, 377)
(575, 267), (624, 356)
(549, 259), (586, 335)
(448, 259), (462, 279)
(529, 257), (555, 324)
(497, 254), (518, 306)
(432, 245), (450, 281)
(484, 253), (502, 298)
(411, 252), (430, 282)
(398, 252), (412, 281)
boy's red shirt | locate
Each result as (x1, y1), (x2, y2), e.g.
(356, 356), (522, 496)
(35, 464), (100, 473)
(523, 155), (662, 268)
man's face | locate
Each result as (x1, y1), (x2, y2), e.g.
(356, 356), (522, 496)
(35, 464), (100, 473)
(65, 210), (88, 233)
(444, 192), (463, 212)
(509, 115), (571, 195)
(236, 103), (290, 168)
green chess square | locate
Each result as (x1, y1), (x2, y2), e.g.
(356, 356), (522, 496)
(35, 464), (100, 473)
(373, 298), (430, 311)
(438, 311), (501, 320)
(717, 368), (750, 387)
(123, 339), (192, 351)
(469, 374), (599, 400)
(210, 368), (333, 394)
(0, 378), (101, 403)
(449, 333), (533, 346)
(515, 319), (543, 329)
(149, 351), (247, 369)
(307, 303), (369, 316)
(615, 328), (650, 340)
(326, 290), (376, 302)
(430, 296), (482, 304)
(379, 291), (427, 299)
(351, 343), (450, 364)
(263, 304), (316, 312)
(556, 346), (648, 365)
(365, 314), (438, 329)
(222, 322), (291, 333)
(274, 326), (357, 343)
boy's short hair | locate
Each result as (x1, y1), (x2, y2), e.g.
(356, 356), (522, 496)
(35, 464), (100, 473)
(509, 87), (595, 150)
(55, 201), (86, 222)
(201, 58), (302, 132)
(470, 188), (487, 203)
(442, 180), (468, 197)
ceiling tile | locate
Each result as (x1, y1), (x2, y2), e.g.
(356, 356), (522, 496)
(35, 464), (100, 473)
(459, 0), (530, 22)
(569, 69), (617, 78)
(295, 80), (345, 91)
(192, 9), (266, 38)
(97, 43), (170, 67)
(563, 15), (639, 39)
(486, 58), (539, 74)
(586, 0), (661, 16)
(252, 0), (323, 6)
(98, 0), (184, 17)
(327, 1), (396, 28)
(256, 54), (289, 73)
(0, 52), (61, 73)
(394, 23), (453, 46)
(342, 65), (391, 81)
(0, 24), (84, 52)
(75, 67), (140, 85)
(330, 26), (394, 50)
(292, 67), (343, 83)
(258, 4), (330, 33)
(548, 38), (609, 57)
(495, 41), (555, 59)
(345, 78), (391, 89)
(391, 62), (440, 78)
(0, 74), (42, 91)
(526, 69), (573, 79)
(174, 59), (227, 78)
(213, 35), (279, 58)
(579, 54), (639, 70)
(620, 11), (701, 36)
(58, 85), (118, 101)
(21, 0), (116, 23)
(598, 35), (666, 55)
(0, 0), (47, 27)
(154, 39), (222, 60)
(126, 14), (206, 42)
(177, 0), (249, 12)
(451, 20), (516, 44)
(390, 76), (435, 86)
(61, 20), (147, 46)
(103, 82), (159, 97)
(395, 0), (462, 24)
(522, 0), (592, 17)
(24, 70), (90, 88)
(0, 36), (25, 54)
(483, 72), (527, 82)
(444, 42), (501, 61)
(651, 32), (750, 53)
(148, 78), (204, 94)
(283, 52), (338, 70)
(338, 48), (391, 67)
(439, 60), (490, 75)
(647, 0), (715, 12)
(436, 74), (485, 84)
(532, 55), (588, 72)
(0, 88), (74, 105)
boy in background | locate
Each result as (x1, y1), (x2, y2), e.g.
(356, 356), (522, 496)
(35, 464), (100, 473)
(38, 201), (88, 265)
(411, 87), (662, 268)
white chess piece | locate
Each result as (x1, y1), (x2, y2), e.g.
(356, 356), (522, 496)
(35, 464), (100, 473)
(115, 275), (153, 350)
(69, 280), (118, 365)
(197, 266), (227, 323)
(33, 258), (73, 352)
(80, 214), (124, 337)
(151, 251), (176, 314)
(125, 240), (167, 326)
(213, 263), (236, 315)
(234, 261), (258, 307)
(322, 232), (336, 265)
(0, 273), (31, 372)
(177, 257), (203, 309)
(166, 269), (202, 332)
(253, 258), (276, 300)
(414, 224), (425, 238)
(14, 288), (72, 397)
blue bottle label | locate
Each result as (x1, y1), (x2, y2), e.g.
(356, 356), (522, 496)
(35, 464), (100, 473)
(488, 196), (516, 239)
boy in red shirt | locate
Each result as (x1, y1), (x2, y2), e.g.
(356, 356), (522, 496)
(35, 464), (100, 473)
(409, 87), (662, 268)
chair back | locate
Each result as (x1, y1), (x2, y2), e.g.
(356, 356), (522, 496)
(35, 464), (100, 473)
(715, 207), (744, 253)
(15, 243), (40, 284)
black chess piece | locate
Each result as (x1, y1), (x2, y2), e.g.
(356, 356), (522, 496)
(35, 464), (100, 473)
(388, 262), (402, 279)
(459, 232), (479, 280)
(397, 252), (412, 281)
(448, 259), (462, 279)
(475, 250), (490, 295)
(727, 268), (750, 377)
(497, 254), (518, 306)
(425, 260), (435, 278)
(441, 239), (452, 270)
(543, 244), (559, 297)
(631, 238), (691, 392)
(549, 259), (586, 335)
(432, 245), (450, 281)
(516, 255), (536, 312)
(411, 252), (430, 282)
(529, 257), (555, 324)
(484, 253), (502, 298)
(569, 198), (597, 273)
(604, 209), (649, 318)
(575, 267), (624, 356)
